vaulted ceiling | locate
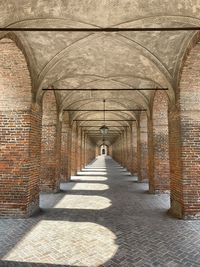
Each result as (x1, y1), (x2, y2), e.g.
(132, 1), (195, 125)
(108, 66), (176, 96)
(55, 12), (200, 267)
(1, 0), (200, 144)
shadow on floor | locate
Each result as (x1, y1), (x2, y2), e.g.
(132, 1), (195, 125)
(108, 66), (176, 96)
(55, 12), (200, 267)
(1, 157), (199, 267)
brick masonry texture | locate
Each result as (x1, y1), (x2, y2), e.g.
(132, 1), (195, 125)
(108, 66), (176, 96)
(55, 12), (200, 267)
(60, 116), (70, 182)
(126, 127), (133, 173)
(139, 112), (148, 182)
(70, 122), (78, 176)
(0, 38), (42, 218)
(169, 40), (200, 219)
(132, 122), (138, 175)
(2, 1), (200, 224)
(112, 137), (123, 166)
(40, 91), (61, 193)
(150, 91), (170, 193)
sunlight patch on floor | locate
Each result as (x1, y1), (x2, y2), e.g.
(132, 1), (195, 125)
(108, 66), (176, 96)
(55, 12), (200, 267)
(54, 195), (111, 210)
(77, 171), (107, 176)
(3, 220), (118, 266)
(61, 182), (109, 191)
(71, 176), (108, 182)
(82, 168), (107, 172)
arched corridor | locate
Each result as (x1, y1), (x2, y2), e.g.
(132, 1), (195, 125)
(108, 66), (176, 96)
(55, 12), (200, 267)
(1, 156), (200, 266)
(1, 1), (200, 266)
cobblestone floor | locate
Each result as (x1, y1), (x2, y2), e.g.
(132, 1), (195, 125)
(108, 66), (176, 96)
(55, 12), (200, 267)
(1, 156), (200, 267)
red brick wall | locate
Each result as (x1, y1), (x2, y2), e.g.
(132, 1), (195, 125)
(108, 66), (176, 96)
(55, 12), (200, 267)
(0, 38), (41, 217)
(150, 91), (170, 193)
(40, 91), (61, 192)
(169, 40), (200, 219)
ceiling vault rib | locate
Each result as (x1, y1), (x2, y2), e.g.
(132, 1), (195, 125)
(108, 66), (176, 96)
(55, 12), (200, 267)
(1, 27), (200, 32)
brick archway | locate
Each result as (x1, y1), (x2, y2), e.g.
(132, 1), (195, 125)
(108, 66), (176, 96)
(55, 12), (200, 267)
(0, 38), (42, 218)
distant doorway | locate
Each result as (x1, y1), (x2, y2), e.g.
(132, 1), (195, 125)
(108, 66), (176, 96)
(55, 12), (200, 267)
(100, 145), (108, 155)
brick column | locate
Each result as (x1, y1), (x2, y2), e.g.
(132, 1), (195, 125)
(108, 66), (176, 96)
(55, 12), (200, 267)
(150, 91), (170, 193)
(137, 121), (142, 181)
(76, 127), (82, 172)
(79, 129), (83, 170)
(71, 122), (78, 176)
(0, 38), (42, 217)
(138, 112), (148, 182)
(132, 122), (138, 175)
(169, 40), (200, 219)
(126, 126), (133, 173)
(40, 91), (61, 193)
(114, 135), (125, 165)
(109, 145), (113, 157)
(95, 146), (99, 157)
(81, 131), (86, 169)
(147, 115), (155, 193)
(85, 136), (95, 164)
(67, 125), (72, 179)
(122, 131), (127, 168)
(60, 118), (71, 182)
(112, 138), (122, 164)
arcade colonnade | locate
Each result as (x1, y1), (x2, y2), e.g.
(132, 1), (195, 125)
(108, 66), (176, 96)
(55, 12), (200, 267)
(0, 34), (200, 220)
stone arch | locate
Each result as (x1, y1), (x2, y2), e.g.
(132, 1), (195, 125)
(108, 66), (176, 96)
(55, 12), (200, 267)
(168, 35), (200, 219)
(0, 38), (42, 217)
(40, 91), (61, 192)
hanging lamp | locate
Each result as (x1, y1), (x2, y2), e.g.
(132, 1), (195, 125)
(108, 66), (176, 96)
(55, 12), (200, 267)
(99, 99), (109, 135)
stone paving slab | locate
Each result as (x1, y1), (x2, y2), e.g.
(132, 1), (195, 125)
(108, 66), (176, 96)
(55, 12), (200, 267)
(0, 156), (200, 267)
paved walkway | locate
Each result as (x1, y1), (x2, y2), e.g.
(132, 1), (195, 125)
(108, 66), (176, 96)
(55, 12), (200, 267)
(1, 156), (200, 267)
